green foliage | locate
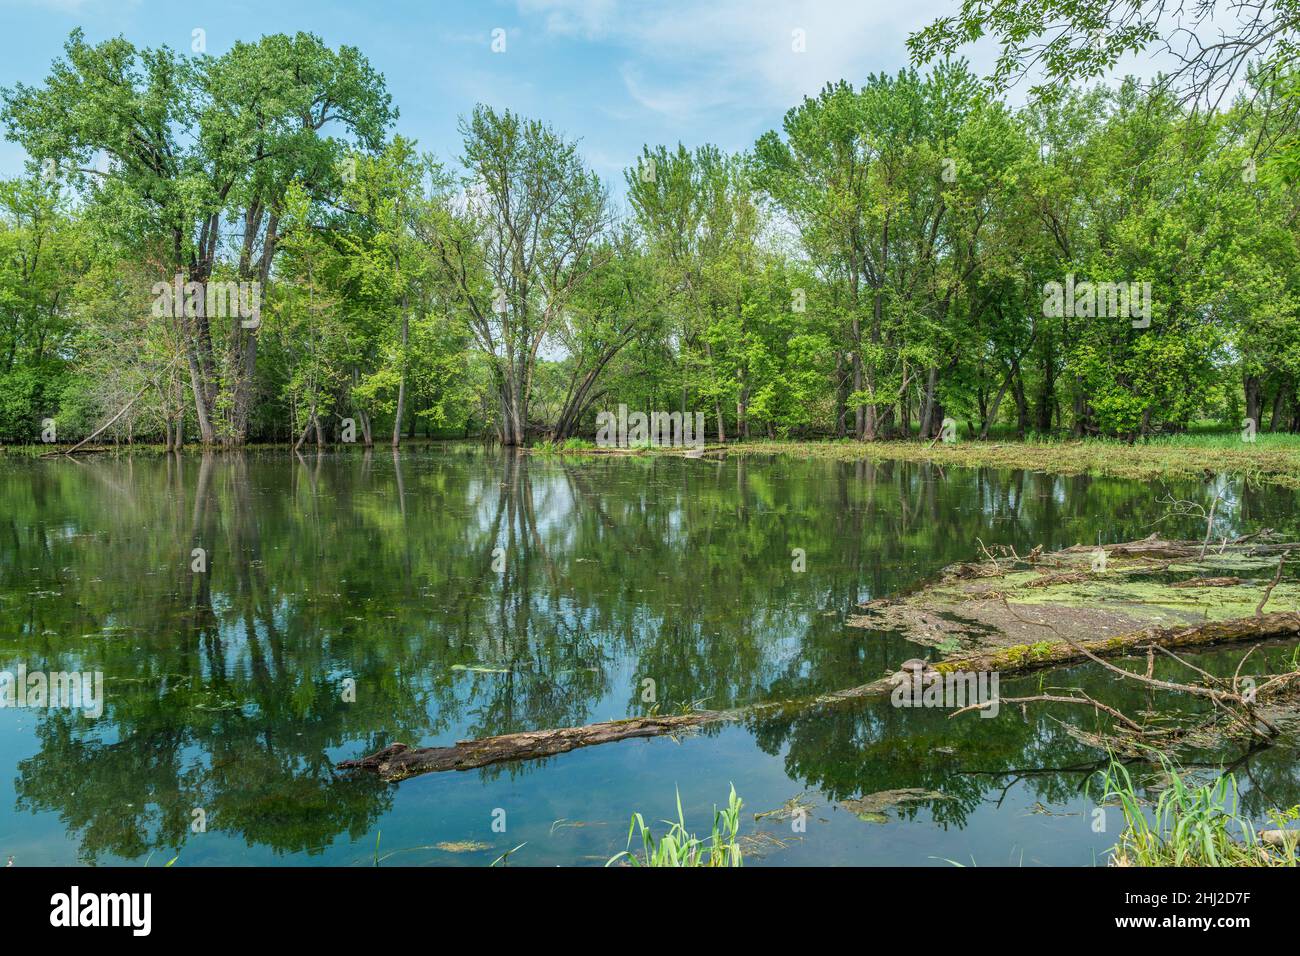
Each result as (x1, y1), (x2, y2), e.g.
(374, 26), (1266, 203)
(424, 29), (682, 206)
(1097, 756), (1299, 867)
(0, 363), (61, 441)
(1, 28), (1299, 446)
(607, 786), (744, 868)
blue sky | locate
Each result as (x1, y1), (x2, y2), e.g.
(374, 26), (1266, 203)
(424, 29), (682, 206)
(0, 0), (1003, 193)
(0, 0), (1195, 199)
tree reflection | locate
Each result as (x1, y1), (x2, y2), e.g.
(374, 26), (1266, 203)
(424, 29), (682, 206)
(1, 449), (1296, 859)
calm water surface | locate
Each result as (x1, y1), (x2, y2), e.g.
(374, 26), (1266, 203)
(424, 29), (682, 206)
(2, 447), (1298, 865)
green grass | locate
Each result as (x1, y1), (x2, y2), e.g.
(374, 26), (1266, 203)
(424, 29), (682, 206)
(607, 786), (744, 867)
(1096, 756), (1299, 867)
(532, 436), (597, 455)
(13, 425), (1300, 485)
(709, 431), (1300, 487)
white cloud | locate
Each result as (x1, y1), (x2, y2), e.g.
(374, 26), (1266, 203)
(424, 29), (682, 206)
(518, 0), (967, 122)
(517, 0), (619, 40)
(619, 62), (734, 119)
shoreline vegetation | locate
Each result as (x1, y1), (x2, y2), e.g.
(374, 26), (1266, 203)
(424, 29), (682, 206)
(547, 434), (1300, 487)
(3, 31), (1300, 467)
(10, 430), (1300, 486)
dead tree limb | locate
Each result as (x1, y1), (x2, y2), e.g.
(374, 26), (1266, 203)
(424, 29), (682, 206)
(337, 714), (727, 782)
(950, 692), (1148, 732)
(929, 612), (1300, 682)
(1256, 550), (1291, 616)
(50, 384), (152, 457)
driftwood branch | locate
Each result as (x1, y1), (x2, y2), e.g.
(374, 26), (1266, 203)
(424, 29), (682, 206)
(950, 692), (1148, 732)
(1256, 550), (1292, 616)
(46, 384), (152, 457)
(338, 714), (725, 782)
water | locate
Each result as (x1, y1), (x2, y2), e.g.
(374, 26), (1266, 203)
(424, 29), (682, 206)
(1, 447), (1297, 866)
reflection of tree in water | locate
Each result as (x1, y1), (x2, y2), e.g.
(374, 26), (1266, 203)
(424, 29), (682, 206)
(748, 651), (1300, 830)
(16, 710), (394, 860)
(1, 450), (1298, 858)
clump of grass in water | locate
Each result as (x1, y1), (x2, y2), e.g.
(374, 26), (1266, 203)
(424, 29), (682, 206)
(607, 786), (743, 867)
(1097, 756), (1298, 867)
(534, 437), (596, 455)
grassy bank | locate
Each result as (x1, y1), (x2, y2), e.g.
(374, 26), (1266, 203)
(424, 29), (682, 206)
(10, 430), (1300, 487)
(707, 433), (1300, 487)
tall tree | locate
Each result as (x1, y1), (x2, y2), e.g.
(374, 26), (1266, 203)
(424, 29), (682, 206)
(2, 29), (393, 443)
(431, 105), (610, 445)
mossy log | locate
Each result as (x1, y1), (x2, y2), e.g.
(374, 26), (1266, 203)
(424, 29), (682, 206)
(928, 611), (1300, 676)
(340, 612), (1300, 782)
(853, 535), (1300, 650)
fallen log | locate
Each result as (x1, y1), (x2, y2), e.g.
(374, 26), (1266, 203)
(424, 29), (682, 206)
(925, 611), (1300, 677)
(338, 714), (727, 782)
(1263, 829), (1300, 849)
(339, 611), (1300, 782)
(40, 383), (151, 458)
(1058, 532), (1294, 561)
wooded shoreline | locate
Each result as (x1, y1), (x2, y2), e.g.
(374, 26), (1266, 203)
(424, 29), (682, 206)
(11, 434), (1300, 487)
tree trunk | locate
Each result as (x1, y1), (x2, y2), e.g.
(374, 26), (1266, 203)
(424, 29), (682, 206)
(1036, 351), (1055, 432)
(392, 295), (409, 449)
(1245, 374), (1262, 429)
(1270, 384), (1287, 432)
(186, 351), (217, 444)
(979, 366), (1012, 440)
(919, 367), (941, 438)
(360, 408), (373, 447)
(294, 398), (317, 452)
(834, 351), (848, 437)
(1011, 357), (1029, 438)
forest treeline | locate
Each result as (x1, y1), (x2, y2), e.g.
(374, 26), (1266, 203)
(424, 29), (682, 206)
(1, 29), (1299, 447)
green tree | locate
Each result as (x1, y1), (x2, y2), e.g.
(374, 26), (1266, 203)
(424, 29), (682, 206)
(2, 29), (393, 444)
(431, 105), (611, 446)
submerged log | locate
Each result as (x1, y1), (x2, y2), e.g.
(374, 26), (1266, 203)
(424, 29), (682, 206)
(340, 612), (1300, 782)
(855, 533), (1300, 651)
(338, 713), (726, 782)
